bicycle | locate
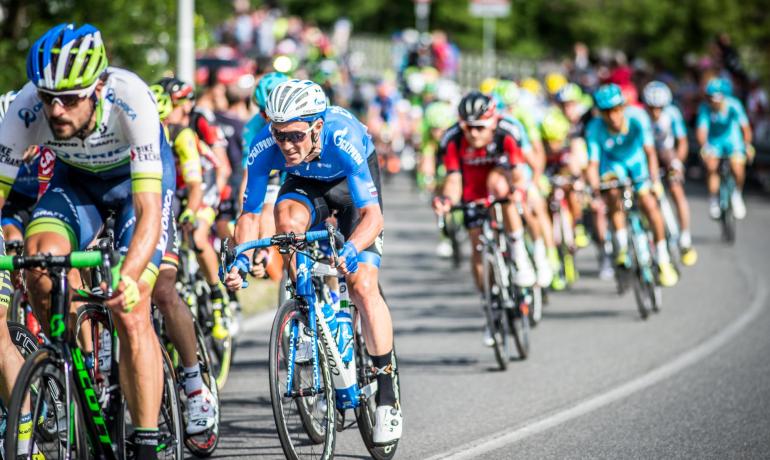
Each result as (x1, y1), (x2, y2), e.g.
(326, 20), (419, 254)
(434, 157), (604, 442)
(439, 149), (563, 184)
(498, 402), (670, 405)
(2, 248), (184, 459)
(456, 198), (531, 370)
(548, 175), (580, 291)
(4, 240), (43, 340)
(717, 157), (737, 244)
(437, 209), (464, 269)
(657, 171), (682, 270)
(177, 229), (233, 390)
(223, 224), (401, 460)
(601, 179), (662, 319)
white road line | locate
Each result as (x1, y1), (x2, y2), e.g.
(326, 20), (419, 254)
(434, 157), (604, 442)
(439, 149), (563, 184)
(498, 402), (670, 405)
(427, 270), (768, 460)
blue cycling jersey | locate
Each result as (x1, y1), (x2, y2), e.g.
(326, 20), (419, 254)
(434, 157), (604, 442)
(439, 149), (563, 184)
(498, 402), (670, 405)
(242, 114), (268, 166)
(696, 96), (748, 149)
(586, 105), (654, 163)
(243, 106), (377, 214)
(651, 105), (687, 152)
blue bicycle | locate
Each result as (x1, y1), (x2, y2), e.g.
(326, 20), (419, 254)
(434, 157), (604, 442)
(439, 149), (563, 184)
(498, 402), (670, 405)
(223, 225), (399, 460)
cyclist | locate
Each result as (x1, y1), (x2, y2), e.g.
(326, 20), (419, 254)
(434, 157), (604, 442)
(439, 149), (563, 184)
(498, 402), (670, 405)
(540, 107), (589, 290)
(642, 81), (698, 266)
(432, 92), (537, 343)
(696, 77), (753, 220)
(0, 23), (170, 458)
(151, 84), (219, 434)
(224, 79), (402, 445)
(586, 84), (679, 287)
(158, 76), (233, 339)
(556, 82), (615, 280)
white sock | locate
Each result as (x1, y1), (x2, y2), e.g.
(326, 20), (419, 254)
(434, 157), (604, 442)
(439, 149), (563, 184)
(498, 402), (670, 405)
(534, 239), (546, 261)
(614, 228), (628, 252)
(656, 240), (670, 264)
(680, 230), (692, 249)
(509, 230), (528, 263)
(710, 195), (719, 206)
(183, 364), (203, 395)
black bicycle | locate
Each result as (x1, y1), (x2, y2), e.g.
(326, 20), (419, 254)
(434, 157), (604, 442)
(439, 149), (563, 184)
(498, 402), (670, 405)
(2, 248), (183, 459)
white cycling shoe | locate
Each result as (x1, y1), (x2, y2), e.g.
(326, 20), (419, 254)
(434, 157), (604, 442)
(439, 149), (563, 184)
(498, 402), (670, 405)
(186, 385), (217, 435)
(373, 405), (403, 445)
(534, 255), (553, 287)
(482, 325), (495, 347)
(436, 239), (453, 258)
(731, 191), (746, 220)
(513, 257), (536, 287)
(709, 198), (721, 220)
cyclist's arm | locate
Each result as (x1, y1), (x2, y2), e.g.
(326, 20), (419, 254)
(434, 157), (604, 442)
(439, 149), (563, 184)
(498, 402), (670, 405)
(638, 111), (660, 182)
(671, 107), (689, 162)
(346, 162), (383, 252)
(585, 122), (601, 192)
(124, 89), (164, 283)
(175, 128), (204, 213)
(212, 143), (231, 194)
(0, 85), (36, 208)
(439, 136), (462, 203)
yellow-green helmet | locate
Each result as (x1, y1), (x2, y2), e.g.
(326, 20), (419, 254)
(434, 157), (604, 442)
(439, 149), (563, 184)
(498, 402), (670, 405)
(27, 23), (108, 92)
(540, 108), (571, 142)
(424, 101), (455, 130)
(150, 84), (173, 121)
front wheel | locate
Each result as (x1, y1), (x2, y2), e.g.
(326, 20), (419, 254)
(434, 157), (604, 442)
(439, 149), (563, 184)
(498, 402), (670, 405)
(4, 348), (88, 460)
(269, 299), (336, 460)
(482, 251), (511, 370)
(511, 288), (531, 360)
(629, 238), (653, 320)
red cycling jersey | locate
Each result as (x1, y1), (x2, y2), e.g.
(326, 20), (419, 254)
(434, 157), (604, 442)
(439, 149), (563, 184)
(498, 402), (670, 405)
(440, 119), (525, 202)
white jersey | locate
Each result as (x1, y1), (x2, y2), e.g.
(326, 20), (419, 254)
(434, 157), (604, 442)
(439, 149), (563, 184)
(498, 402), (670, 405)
(0, 67), (163, 198)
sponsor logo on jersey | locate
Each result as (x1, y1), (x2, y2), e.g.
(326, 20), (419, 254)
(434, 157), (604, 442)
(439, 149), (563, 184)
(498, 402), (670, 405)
(367, 183), (378, 198)
(130, 143), (160, 162)
(18, 108), (37, 128)
(0, 144), (21, 167)
(56, 146), (129, 163)
(105, 88), (137, 121)
(156, 189), (174, 251)
(246, 136), (276, 166)
(333, 127), (363, 165)
(38, 147), (56, 176)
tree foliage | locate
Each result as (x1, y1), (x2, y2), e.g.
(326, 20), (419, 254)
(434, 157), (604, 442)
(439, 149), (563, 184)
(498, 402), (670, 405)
(1, 0), (769, 91)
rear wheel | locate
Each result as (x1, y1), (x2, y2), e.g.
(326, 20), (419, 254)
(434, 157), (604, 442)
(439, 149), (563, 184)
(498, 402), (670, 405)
(510, 288), (531, 360)
(629, 238), (652, 320)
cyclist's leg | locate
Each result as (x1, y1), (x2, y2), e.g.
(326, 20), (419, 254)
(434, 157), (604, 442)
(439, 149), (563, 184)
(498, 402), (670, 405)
(0, 230), (21, 404)
(701, 146), (721, 203)
(600, 162), (628, 261)
(729, 148), (747, 191)
(509, 167), (548, 285)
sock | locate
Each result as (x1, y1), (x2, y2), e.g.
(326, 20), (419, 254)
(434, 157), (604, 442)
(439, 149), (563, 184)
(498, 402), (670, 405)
(614, 228), (628, 252)
(710, 195), (719, 206)
(209, 283), (224, 306)
(133, 428), (159, 459)
(656, 240), (670, 264)
(509, 230), (527, 263)
(533, 239), (546, 261)
(371, 351), (398, 407)
(680, 230), (692, 249)
(16, 413), (32, 455)
(183, 364), (203, 395)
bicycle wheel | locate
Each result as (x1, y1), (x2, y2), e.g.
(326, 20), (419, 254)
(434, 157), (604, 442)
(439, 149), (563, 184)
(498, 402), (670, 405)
(628, 235), (653, 320)
(269, 299), (336, 460)
(7, 321), (40, 357)
(8, 289), (26, 325)
(510, 288), (531, 360)
(4, 348), (88, 460)
(482, 250), (511, 370)
(197, 296), (233, 391)
(354, 327), (400, 460)
(119, 344), (185, 460)
(181, 321), (221, 457)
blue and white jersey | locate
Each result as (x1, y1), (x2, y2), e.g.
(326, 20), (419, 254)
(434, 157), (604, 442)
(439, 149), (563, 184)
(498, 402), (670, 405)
(10, 155), (40, 199)
(651, 105), (687, 152)
(586, 105), (654, 164)
(243, 106), (377, 214)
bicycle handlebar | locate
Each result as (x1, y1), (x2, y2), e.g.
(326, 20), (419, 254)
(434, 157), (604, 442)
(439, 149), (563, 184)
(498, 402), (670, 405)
(0, 250), (108, 271)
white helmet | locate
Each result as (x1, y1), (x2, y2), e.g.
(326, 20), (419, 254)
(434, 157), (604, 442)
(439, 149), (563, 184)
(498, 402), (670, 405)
(0, 90), (17, 121)
(642, 81), (672, 108)
(265, 79), (327, 123)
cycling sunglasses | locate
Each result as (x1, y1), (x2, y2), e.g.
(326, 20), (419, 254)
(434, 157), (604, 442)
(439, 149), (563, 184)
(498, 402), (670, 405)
(271, 122), (316, 143)
(461, 118), (495, 132)
(37, 82), (98, 108)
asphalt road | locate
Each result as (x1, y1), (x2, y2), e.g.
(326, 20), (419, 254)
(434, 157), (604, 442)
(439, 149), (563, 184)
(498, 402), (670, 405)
(207, 175), (770, 459)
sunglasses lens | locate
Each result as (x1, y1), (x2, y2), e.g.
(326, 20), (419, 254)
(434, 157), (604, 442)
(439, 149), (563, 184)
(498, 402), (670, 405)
(38, 92), (82, 107)
(273, 130), (307, 143)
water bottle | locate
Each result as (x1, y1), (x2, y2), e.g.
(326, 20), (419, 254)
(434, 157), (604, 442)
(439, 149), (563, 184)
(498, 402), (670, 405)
(320, 301), (338, 338)
(98, 328), (112, 373)
(333, 278), (359, 409)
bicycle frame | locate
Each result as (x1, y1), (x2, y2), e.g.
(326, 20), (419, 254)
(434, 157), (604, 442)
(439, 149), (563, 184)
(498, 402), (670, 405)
(230, 228), (361, 410)
(620, 186), (655, 283)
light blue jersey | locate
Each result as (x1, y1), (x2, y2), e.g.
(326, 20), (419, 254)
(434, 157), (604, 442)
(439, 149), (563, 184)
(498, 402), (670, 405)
(651, 105), (687, 152)
(696, 96), (749, 157)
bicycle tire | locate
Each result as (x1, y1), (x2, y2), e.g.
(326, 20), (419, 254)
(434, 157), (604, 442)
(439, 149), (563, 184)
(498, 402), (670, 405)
(182, 320), (221, 457)
(354, 330), (401, 460)
(197, 296), (233, 391)
(720, 176), (736, 244)
(269, 299), (336, 460)
(482, 249), (510, 370)
(118, 344), (185, 460)
(628, 236), (652, 320)
(4, 347), (88, 460)
(8, 289), (25, 325)
(510, 289), (531, 360)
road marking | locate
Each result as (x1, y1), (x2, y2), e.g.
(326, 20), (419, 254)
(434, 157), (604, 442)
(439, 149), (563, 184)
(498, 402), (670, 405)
(427, 270), (768, 460)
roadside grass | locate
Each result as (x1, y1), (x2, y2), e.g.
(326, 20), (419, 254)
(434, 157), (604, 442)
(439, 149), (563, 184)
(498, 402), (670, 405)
(237, 278), (279, 316)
